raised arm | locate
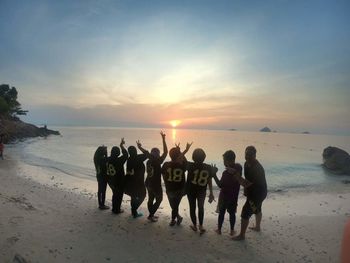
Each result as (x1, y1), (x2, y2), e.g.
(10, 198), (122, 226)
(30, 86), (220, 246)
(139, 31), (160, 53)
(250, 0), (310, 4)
(160, 131), (168, 162)
(136, 140), (151, 160)
(120, 138), (128, 162)
(182, 142), (193, 156)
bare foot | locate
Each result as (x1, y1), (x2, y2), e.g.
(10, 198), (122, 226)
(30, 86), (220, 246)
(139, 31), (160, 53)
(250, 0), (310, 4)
(215, 229), (222, 235)
(199, 226), (206, 235)
(249, 226), (261, 232)
(190, 225), (198, 232)
(232, 235), (245, 241)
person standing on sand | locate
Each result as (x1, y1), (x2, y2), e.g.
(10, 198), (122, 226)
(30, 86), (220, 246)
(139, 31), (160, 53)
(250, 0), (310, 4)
(211, 150), (246, 236)
(161, 143), (192, 226)
(233, 145), (267, 241)
(144, 131), (168, 222)
(107, 138), (128, 214)
(124, 142), (149, 218)
(93, 145), (110, 210)
(186, 148), (214, 234)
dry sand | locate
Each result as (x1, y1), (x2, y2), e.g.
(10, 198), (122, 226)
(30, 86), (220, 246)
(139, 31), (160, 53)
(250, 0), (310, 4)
(1, 158), (349, 263)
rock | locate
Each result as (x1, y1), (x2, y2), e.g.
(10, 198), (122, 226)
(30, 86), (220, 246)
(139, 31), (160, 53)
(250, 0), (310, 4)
(322, 146), (350, 175)
(0, 115), (60, 142)
(260, 127), (271, 132)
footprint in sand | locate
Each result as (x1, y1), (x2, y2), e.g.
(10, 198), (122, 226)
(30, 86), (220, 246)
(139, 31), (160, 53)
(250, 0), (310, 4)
(9, 216), (24, 226)
(6, 236), (20, 246)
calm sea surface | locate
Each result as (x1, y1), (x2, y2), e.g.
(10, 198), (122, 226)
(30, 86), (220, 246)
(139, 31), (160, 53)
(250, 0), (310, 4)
(8, 127), (350, 194)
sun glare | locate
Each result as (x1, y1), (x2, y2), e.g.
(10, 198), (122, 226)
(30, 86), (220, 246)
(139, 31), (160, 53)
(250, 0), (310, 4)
(170, 120), (181, 128)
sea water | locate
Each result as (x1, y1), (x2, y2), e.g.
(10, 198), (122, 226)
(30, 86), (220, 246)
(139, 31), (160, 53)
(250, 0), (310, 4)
(7, 127), (350, 195)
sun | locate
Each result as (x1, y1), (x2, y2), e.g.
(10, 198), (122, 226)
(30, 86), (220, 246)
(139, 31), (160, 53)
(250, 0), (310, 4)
(169, 120), (181, 128)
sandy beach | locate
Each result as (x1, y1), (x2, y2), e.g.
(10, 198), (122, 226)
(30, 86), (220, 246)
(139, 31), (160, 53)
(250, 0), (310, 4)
(0, 156), (349, 263)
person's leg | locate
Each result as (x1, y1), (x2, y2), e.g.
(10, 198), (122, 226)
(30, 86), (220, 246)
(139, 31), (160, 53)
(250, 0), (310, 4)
(187, 194), (197, 229)
(110, 186), (117, 212)
(249, 200), (263, 231)
(175, 194), (183, 225)
(147, 188), (155, 217)
(250, 212), (262, 231)
(97, 178), (108, 208)
(197, 192), (206, 233)
(227, 203), (237, 236)
(167, 193), (177, 225)
(151, 189), (163, 217)
(216, 201), (226, 234)
(131, 196), (138, 217)
(131, 195), (144, 218)
(233, 199), (252, 240)
(100, 178), (108, 207)
(115, 186), (124, 213)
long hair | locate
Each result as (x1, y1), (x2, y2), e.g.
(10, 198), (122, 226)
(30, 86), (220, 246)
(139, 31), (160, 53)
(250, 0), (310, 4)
(94, 146), (107, 169)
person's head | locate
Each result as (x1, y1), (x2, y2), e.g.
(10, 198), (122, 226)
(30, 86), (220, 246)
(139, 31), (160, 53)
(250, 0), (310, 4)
(94, 145), (107, 164)
(150, 147), (160, 158)
(245, 146), (257, 163)
(111, 146), (120, 158)
(223, 150), (236, 167)
(192, 148), (206, 164)
(169, 147), (181, 161)
(128, 146), (137, 157)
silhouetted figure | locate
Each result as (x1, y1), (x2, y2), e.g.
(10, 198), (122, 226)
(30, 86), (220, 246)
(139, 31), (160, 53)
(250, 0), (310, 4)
(161, 142), (192, 226)
(233, 146), (267, 241)
(93, 145), (109, 210)
(186, 148), (214, 234)
(125, 144), (148, 218)
(144, 131), (168, 222)
(107, 138), (128, 214)
(212, 150), (246, 236)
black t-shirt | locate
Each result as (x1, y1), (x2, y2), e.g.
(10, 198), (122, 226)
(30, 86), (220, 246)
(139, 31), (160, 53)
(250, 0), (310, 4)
(186, 162), (213, 194)
(126, 154), (148, 195)
(95, 157), (107, 180)
(244, 160), (267, 201)
(145, 158), (163, 191)
(161, 161), (187, 193)
(106, 148), (128, 186)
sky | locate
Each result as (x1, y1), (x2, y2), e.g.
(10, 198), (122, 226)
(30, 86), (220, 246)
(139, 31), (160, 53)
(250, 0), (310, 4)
(0, 0), (349, 134)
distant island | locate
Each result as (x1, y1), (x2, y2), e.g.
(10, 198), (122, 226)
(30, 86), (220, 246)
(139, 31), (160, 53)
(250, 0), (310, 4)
(0, 84), (60, 142)
(228, 128), (237, 131)
(260, 127), (271, 132)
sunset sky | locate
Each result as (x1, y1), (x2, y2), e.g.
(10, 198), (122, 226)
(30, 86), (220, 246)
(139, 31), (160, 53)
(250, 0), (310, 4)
(0, 0), (349, 134)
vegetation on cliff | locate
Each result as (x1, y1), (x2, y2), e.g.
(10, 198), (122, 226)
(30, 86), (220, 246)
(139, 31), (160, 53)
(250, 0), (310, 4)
(0, 84), (59, 142)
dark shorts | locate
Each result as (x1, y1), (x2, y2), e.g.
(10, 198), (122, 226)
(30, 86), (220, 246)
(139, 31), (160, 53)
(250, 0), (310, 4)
(241, 198), (264, 219)
(219, 199), (237, 214)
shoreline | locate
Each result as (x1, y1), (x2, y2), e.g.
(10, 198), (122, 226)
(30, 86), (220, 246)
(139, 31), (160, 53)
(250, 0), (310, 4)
(1, 156), (349, 262)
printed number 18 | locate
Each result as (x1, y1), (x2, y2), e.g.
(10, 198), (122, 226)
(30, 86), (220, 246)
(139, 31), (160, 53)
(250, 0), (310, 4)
(167, 168), (183, 182)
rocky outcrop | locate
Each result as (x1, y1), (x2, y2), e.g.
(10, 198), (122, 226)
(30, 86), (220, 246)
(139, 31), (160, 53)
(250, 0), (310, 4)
(323, 146), (350, 175)
(0, 116), (59, 143)
(260, 127), (271, 132)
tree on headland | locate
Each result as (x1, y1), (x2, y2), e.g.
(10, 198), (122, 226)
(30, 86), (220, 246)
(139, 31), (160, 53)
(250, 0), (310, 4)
(0, 84), (28, 118)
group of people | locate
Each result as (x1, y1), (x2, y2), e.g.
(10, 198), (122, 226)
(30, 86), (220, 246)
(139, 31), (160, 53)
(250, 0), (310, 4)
(93, 131), (267, 240)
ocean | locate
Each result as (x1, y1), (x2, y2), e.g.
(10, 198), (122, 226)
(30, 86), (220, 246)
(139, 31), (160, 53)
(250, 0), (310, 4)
(7, 127), (350, 196)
